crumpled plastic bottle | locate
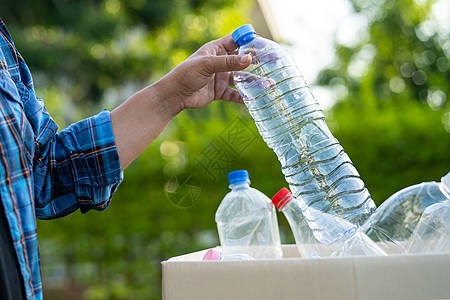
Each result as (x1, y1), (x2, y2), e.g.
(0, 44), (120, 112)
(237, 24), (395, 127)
(333, 172), (450, 256)
(406, 200), (450, 254)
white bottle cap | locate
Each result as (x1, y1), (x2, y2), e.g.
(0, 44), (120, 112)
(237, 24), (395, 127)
(440, 171), (450, 196)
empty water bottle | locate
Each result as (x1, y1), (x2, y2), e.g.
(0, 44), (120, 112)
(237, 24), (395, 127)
(215, 170), (282, 259)
(232, 24), (375, 245)
(406, 200), (450, 254)
(272, 188), (322, 258)
(360, 172), (450, 254)
(272, 187), (338, 257)
(272, 187), (373, 258)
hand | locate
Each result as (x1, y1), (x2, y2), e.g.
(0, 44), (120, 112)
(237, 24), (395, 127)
(158, 35), (252, 114)
(111, 34), (251, 170)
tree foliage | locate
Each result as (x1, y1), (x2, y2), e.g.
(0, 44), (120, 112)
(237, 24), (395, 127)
(2, 0), (246, 124)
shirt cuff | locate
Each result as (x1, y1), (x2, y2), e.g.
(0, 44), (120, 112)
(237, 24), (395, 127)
(60, 109), (123, 213)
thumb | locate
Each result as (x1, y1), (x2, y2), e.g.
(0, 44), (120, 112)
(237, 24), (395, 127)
(202, 54), (251, 74)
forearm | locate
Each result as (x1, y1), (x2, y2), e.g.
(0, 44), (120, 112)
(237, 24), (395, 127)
(110, 79), (182, 170)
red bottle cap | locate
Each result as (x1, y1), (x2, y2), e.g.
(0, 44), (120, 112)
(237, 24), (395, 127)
(272, 187), (293, 210)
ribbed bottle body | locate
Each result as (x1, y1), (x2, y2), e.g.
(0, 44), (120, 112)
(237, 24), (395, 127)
(234, 37), (375, 244)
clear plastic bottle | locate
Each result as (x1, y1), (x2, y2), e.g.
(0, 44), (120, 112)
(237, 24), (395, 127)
(232, 24), (375, 245)
(406, 200), (450, 254)
(215, 170), (282, 259)
(272, 187), (364, 258)
(202, 249), (255, 261)
(272, 188), (327, 258)
(359, 172), (450, 254)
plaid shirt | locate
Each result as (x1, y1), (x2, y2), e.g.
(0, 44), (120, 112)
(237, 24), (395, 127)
(0, 18), (123, 299)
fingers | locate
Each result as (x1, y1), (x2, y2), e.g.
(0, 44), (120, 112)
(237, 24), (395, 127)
(214, 35), (238, 54)
(202, 54), (251, 75)
(220, 86), (244, 104)
(228, 71), (235, 85)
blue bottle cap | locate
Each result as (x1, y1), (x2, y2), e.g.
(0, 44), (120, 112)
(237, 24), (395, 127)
(228, 170), (250, 185)
(232, 24), (256, 47)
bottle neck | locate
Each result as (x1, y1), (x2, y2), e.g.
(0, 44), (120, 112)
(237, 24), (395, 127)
(278, 196), (293, 211)
(229, 181), (250, 190)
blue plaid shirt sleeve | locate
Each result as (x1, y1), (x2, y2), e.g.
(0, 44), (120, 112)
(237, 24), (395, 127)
(0, 17), (124, 299)
(33, 107), (123, 219)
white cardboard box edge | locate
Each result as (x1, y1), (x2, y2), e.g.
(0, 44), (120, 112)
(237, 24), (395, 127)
(162, 245), (450, 300)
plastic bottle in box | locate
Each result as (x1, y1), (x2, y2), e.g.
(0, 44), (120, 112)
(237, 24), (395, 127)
(215, 170), (282, 259)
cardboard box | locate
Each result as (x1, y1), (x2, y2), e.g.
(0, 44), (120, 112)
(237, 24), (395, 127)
(162, 245), (450, 300)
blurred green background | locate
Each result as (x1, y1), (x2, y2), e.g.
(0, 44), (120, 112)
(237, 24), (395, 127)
(1, 0), (449, 298)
